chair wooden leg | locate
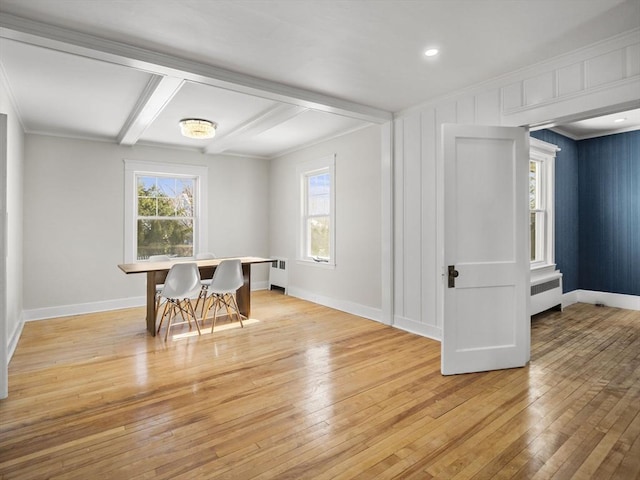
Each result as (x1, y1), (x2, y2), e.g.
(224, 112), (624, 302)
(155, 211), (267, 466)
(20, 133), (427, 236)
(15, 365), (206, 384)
(193, 286), (207, 317)
(178, 301), (189, 326)
(165, 303), (176, 341)
(202, 294), (214, 329)
(187, 300), (201, 336)
(157, 301), (171, 334)
(229, 294), (244, 327)
(222, 294), (234, 324)
(210, 296), (220, 334)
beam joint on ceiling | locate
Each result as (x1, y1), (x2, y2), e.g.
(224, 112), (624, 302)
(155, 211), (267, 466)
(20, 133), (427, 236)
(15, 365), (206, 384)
(118, 75), (185, 146)
(0, 13), (392, 124)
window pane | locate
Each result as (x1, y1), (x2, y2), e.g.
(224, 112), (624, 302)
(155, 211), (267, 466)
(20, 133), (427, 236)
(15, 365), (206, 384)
(307, 216), (330, 258)
(529, 161), (537, 210)
(156, 177), (176, 197)
(137, 176), (157, 195)
(138, 197), (156, 216)
(530, 211), (536, 262)
(308, 173), (330, 215)
(137, 219), (193, 260)
(530, 211), (545, 263)
(157, 197), (174, 216)
(176, 190), (193, 217)
(135, 175), (196, 259)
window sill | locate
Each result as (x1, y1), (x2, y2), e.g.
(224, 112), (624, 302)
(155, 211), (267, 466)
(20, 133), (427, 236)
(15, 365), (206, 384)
(531, 263), (561, 284)
(297, 259), (336, 269)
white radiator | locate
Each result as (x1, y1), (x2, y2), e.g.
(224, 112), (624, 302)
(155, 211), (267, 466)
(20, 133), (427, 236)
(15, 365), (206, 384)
(269, 258), (288, 293)
(531, 271), (563, 315)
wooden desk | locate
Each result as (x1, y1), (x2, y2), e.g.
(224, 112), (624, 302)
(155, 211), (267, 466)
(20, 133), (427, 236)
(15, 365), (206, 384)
(118, 256), (273, 336)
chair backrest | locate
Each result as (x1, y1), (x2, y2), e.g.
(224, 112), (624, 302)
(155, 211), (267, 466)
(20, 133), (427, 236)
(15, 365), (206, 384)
(210, 259), (243, 293)
(195, 252), (216, 260)
(161, 263), (202, 299)
(148, 254), (171, 262)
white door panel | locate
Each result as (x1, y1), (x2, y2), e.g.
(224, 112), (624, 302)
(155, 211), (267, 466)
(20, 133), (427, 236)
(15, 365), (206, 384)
(442, 124), (530, 375)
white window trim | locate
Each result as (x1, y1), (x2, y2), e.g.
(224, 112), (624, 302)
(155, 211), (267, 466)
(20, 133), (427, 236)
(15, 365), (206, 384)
(529, 137), (559, 276)
(296, 154), (336, 268)
(124, 159), (208, 263)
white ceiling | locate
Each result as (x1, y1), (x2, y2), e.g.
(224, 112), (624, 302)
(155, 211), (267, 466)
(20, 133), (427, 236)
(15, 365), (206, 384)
(547, 108), (640, 140)
(0, 0), (638, 158)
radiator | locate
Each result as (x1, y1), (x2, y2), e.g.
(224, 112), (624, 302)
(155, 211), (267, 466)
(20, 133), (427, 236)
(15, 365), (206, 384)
(531, 272), (563, 315)
(269, 258), (288, 293)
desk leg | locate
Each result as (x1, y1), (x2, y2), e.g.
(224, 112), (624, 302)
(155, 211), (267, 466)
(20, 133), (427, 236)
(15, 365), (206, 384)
(146, 272), (157, 336)
(236, 264), (251, 317)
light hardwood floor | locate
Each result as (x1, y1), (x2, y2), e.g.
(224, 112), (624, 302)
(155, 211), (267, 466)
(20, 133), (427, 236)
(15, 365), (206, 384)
(1, 291), (639, 479)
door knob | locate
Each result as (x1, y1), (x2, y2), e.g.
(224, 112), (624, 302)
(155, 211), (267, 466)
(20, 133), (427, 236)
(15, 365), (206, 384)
(448, 265), (459, 288)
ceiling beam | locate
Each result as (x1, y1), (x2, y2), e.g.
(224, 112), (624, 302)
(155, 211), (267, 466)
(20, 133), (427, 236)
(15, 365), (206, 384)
(118, 75), (185, 146)
(0, 13), (392, 124)
(204, 104), (308, 155)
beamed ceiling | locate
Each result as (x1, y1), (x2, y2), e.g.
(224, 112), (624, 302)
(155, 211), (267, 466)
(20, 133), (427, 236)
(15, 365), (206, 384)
(0, 0), (638, 158)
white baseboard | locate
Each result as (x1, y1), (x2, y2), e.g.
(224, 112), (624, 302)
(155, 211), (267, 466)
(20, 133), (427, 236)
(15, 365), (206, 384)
(393, 315), (442, 341)
(251, 280), (269, 291)
(563, 290), (640, 311)
(286, 286), (383, 323)
(7, 314), (24, 361)
(22, 282), (288, 322)
(23, 296), (147, 322)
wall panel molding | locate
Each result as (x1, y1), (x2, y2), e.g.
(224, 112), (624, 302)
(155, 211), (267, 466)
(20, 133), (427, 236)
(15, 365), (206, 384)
(501, 29), (640, 119)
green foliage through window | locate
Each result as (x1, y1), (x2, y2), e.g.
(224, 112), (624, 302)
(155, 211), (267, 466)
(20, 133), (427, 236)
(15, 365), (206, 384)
(136, 175), (195, 259)
(306, 172), (331, 259)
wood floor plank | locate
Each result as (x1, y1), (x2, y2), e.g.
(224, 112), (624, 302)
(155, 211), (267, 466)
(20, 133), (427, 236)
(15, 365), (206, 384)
(1, 294), (639, 479)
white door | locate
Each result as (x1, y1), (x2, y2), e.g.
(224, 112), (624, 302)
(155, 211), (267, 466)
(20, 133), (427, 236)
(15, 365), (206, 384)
(442, 124), (530, 375)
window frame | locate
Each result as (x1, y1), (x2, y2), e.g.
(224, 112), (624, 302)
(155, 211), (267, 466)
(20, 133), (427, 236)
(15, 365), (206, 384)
(124, 160), (208, 263)
(297, 154), (336, 268)
(529, 137), (559, 273)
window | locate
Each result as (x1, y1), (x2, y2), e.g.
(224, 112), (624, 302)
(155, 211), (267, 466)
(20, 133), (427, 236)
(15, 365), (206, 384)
(529, 137), (559, 270)
(298, 155), (335, 266)
(124, 160), (208, 262)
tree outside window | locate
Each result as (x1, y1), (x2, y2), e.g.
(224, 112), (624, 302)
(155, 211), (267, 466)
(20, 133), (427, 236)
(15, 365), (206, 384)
(306, 172), (331, 259)
(124, 160), (208, 263)
(297, 154), (335, 266)
(136, 175), (195, 259)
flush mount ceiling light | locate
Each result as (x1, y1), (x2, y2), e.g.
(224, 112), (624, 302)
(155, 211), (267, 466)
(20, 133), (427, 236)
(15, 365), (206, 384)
(179, 118), (217, 139)
(424, 48), (439, 57)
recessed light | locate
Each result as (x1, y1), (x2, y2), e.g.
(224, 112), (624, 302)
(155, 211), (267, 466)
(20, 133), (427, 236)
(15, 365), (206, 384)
(424, 48), (439, 57)
(614, 118), (626, 123)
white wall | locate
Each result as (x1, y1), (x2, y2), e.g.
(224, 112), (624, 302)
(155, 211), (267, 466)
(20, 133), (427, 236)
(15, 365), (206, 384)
(23, 135), (270, 318)
(393, 29), (640, 340)
(0, 70), (25, 397)
(270, 125), (382, 320)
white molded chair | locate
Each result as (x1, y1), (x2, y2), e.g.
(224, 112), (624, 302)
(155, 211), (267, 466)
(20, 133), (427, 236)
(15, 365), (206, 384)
(203, 259), (244, 333)
(194, 252), (216, 316)
(156, 262), (203, 340)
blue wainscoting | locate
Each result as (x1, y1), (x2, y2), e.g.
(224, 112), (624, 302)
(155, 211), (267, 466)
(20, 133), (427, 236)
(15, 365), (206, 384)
(578, 131), (639, 296)
(530, 129), (580, 293)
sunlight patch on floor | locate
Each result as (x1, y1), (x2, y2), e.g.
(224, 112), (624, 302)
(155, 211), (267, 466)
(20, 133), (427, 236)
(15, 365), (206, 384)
(170, 318), (261, 340)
